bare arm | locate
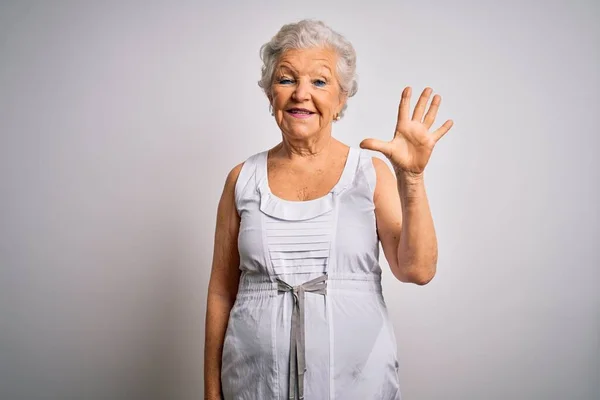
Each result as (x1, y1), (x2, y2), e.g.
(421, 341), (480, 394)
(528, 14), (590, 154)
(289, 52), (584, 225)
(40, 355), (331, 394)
(204, 163), (243, 399)
(373, 157), (437, 285)
(362, 86), (452, 285)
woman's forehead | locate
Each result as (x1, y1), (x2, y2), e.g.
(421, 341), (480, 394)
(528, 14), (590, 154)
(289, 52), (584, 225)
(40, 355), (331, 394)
(277, 48), (337, 72)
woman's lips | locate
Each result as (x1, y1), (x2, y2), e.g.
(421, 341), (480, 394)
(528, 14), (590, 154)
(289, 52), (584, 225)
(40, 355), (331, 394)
(286, 110), (314, 119)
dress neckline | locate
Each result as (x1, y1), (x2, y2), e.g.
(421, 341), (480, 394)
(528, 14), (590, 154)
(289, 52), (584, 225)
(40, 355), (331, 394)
(262, 147), (356, 204)
(256, 147), (359, 221)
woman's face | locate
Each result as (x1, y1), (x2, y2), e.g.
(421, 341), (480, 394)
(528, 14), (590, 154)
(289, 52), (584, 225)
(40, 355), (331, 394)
(269, 47), (347, 140)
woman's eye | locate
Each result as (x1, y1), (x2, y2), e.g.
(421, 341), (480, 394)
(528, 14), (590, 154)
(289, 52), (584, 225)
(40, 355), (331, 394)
(313, 79), (327, 87)
(279, 78), (294, 84)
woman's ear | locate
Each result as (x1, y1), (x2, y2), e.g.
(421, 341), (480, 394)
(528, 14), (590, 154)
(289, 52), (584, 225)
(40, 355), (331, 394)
(338, 93), (348, 114)
(268, 92), (276, 113)
(267, 94), (274, 115)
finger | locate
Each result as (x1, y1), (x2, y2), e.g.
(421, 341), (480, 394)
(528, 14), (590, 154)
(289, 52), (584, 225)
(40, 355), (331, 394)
(412, 87), (432, 122)
(423, 94), (441, 129)
(397, 87), (412, 125)
(359, 138), (394, 159)
(432, 119), (454, 142)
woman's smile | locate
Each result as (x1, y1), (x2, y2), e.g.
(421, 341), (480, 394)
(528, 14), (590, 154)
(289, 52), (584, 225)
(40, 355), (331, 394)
(286, 107), (316, 119)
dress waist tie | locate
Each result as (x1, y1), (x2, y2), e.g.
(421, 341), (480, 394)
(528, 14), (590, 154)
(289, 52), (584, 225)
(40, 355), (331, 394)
(276, 274), (328, 400)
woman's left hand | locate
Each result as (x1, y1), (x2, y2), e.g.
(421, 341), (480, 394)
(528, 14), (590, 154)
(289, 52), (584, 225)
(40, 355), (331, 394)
(360, 86), (454, 176)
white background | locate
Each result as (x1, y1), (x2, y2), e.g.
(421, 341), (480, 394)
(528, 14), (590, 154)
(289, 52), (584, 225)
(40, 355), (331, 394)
(1, 1), (598, 399)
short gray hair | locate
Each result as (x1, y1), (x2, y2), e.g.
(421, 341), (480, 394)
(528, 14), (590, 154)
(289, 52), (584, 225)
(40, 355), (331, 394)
(258, 19), (358, 120)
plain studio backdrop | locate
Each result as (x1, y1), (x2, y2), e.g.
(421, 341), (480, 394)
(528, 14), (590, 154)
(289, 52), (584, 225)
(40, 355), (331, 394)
(1, 1), (598, 399)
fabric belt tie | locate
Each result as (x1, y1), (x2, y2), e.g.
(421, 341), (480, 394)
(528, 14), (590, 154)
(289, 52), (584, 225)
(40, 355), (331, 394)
(276, 274), (328, 400)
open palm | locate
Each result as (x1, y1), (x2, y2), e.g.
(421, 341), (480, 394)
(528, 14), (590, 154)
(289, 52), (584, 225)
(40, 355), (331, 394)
(360, 86), (454, 175)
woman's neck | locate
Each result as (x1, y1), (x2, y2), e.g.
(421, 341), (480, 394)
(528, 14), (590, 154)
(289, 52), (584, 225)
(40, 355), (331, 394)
(276, 134), (335, 160)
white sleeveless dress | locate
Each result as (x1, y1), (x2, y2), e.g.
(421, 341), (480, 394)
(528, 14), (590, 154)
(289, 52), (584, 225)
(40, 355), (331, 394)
(221, 147), (402, 400)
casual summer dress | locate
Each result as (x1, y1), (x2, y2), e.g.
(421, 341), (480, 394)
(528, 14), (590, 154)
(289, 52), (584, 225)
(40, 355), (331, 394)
(221, 147), (402, 400)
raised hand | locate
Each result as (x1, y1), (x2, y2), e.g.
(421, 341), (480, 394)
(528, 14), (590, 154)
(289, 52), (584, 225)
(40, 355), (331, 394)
(360, 87), (453, 175)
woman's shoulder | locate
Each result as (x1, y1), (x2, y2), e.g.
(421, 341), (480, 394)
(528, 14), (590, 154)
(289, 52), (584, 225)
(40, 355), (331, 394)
(226, 149), (270, 204)
(352, 148), (394, 196)
(219, 162), (245, 207)
(226, 148), (267, 182)
(225, 162), (245, 186)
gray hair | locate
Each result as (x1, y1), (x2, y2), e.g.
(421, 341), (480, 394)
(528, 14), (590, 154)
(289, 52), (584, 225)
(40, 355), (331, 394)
(258, 19), (358, 120)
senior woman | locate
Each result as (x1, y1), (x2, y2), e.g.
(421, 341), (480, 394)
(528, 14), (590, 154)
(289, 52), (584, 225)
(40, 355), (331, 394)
(204, 19), (453, 400)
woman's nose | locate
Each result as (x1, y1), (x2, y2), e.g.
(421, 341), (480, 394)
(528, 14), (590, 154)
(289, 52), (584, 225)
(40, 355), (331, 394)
(292, 79), (311, 101)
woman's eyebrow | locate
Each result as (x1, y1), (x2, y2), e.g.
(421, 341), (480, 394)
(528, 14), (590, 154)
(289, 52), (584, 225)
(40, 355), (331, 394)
(312, 61), (332, 71)
(277, 62), (332, 73)
(312, 66), (333, 77)
(277, 64), (297, 74)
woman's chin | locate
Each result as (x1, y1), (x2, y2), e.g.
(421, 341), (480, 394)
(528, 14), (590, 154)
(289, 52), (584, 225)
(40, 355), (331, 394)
(281, 128), (320, 139)
(279, 122), (329, 139)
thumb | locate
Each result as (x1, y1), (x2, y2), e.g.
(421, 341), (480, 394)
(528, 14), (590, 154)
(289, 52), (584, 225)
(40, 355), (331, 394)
(359, 138), (393, 159)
